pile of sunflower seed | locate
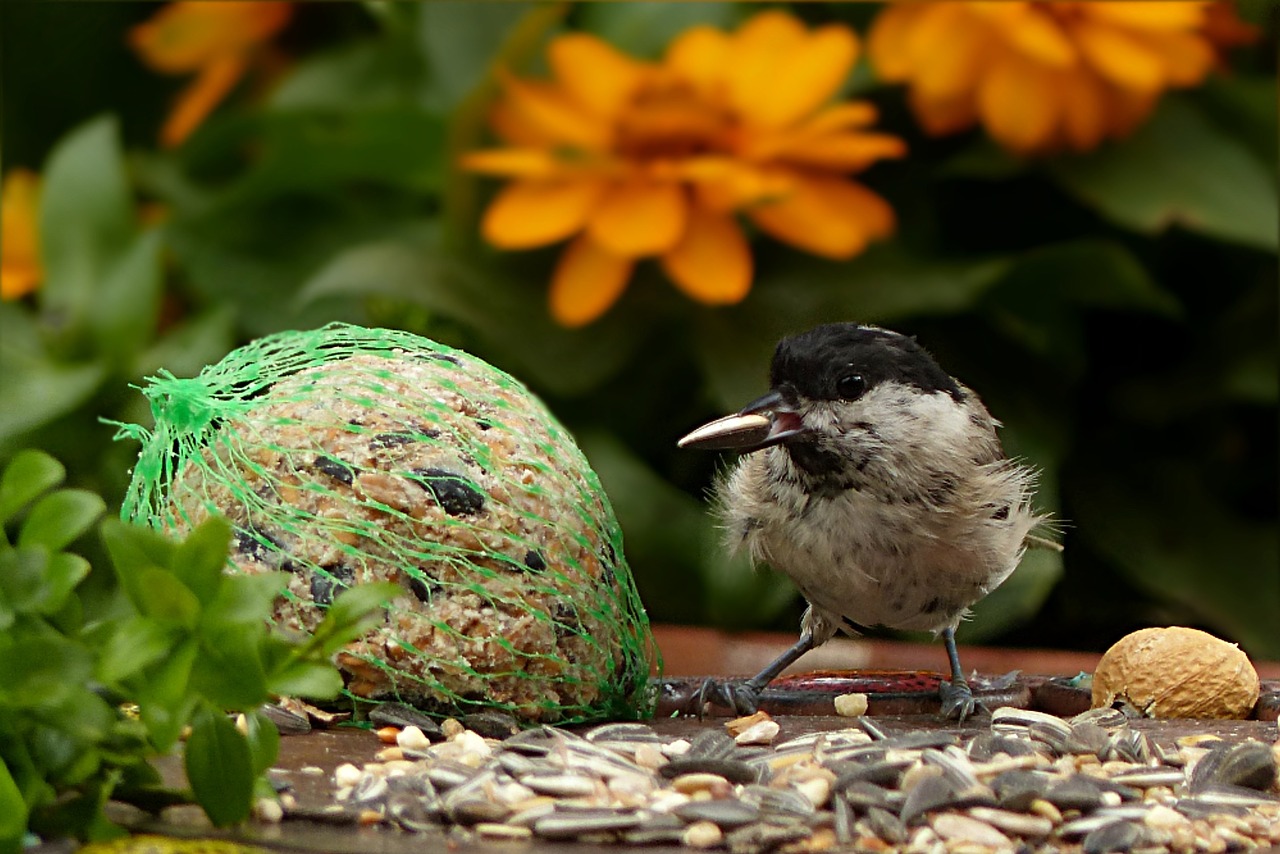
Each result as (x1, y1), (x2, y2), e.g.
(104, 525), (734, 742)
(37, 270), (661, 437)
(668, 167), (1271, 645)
(314, 707), (1280, 853)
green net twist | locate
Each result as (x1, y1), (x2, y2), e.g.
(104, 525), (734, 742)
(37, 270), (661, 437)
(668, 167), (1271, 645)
(115, 323), (659, 723)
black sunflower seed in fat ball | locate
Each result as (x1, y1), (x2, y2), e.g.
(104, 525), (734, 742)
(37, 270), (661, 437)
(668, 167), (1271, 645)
(413, 467), (485, 516)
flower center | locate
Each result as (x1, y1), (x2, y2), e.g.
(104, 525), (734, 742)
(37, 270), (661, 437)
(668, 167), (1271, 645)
(614, 80), (735, 160)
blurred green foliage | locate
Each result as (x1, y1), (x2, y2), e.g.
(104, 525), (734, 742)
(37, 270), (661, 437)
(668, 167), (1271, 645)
(1, 2), (1276, 659)
(0, 450), (396, 845)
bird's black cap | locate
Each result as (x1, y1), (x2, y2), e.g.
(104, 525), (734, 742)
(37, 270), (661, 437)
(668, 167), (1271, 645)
(770, 323), (963, 402)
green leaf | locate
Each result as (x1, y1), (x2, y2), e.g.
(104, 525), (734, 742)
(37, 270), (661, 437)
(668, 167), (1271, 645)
(0, 547), (51, 616)
(0, 449), (65, 523)
(133, 304), (236, 381)
(295, 233), (483, 322)
(1195, 74), (1277, 169)
(979, 239), (1177, 378)
(161, 190), (413, 338)
(1071, 463), (1280, 659)
(294, 229), (648, 396)
(0, 636), (93, 710)
(579, 2), (741, 58)
(0, 758), (27, 843)
(0, 305), (108, 447)
(171, 516), (233, 607)
(16, 488), (106, 552)
(941, 137), (1030, 180)
(308, 581), (398, 651)
(90, 228), (164, 369)
(32, 553), (91, 617)
(203, 571), (287, 630)
(698, 245), (1013, 410)
(1049, 97), (1278, 251)
(38, 115), (136, 339)
(133, 567), (201, 628)
(190, 631), (268, 711)
(135, 639), (199, 751)
(219, 108), (445, 202)
(97, 616), (176, 684)
(102, 517), (198, 629)
(241, 709), (280, 777)
(270, 41), (424, 110)
(264, 659), (343, 700)
(416, 4), (548, 107)
(101, 517), (178, 610)
(185, 705), (254, 827)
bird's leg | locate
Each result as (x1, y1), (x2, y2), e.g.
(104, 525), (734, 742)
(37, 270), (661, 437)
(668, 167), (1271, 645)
(938, 625), (986, 722)
(692, 632), (816, 716)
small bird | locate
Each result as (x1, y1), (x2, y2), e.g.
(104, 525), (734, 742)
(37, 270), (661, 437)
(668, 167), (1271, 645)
(678, 322), (1051, 720)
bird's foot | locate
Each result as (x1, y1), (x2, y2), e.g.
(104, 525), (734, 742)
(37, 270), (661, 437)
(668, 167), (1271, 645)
(688, 678), (761, 718)
(939, 679), (988, 723)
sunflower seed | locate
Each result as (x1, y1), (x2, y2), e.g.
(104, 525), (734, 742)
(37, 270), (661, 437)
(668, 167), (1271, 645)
(1190, 740), (1277, 792)
(533, 809), (643, 838)
(674, 798), (760, 827)
(1082, 820), (1145, 854)
(660, 757), (758, 784)
(585, 722), (661, 743)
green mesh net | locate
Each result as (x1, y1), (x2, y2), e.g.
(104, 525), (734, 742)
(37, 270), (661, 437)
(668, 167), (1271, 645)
(114, 323), (659, 723)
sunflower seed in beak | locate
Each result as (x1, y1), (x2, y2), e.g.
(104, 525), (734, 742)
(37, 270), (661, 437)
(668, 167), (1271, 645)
(677, 413), (773, 451)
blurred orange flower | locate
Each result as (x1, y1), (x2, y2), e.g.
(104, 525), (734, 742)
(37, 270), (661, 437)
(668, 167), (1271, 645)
(868, 1), (1256, 155)
(130, 1), (292, 148)
(1, 170), (42, 301)
(463, 11), (905, 327)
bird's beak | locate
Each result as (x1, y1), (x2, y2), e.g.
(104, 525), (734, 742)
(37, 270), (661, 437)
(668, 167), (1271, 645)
(677, 390), (809, 451)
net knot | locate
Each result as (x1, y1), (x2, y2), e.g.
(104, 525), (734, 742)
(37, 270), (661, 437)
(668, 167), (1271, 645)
(143, 371), (220, 436)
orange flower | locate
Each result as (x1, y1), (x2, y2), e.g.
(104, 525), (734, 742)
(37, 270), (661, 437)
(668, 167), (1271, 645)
(130, 2), (292, 148)
(868, 1), (1255, 155)
(463, 11), (905, 327)
(1, 170), (42, 301)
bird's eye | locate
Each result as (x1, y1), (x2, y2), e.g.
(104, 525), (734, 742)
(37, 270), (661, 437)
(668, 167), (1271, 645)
(836, 373), (866, 400)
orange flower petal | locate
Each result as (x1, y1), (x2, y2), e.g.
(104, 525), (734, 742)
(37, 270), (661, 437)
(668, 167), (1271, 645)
(161, 54), (246, 147)
(130, 1), (291, 73)
(902, 3), (974, 69)
(660, 206), (751, 305)
(1202, 2), (1262, 50)
(549, 235), (633, 327)
(770, 132), (907, 172)
(724, 11), (808, 121)
(911, 89), (979, 137)
(1059, 70), (1109, 151)
(1072, 19), (1168, 93)
(488, 99), (553, 147)
(587, 179), (688, 258)
(665, 25), (731, 99)
(497, 71), (612, 152)
(749, 175), (893, 260)
(549, 33), (648, 119)
(996, 6), (1079, 69)
(909, 8), (995, 100)
(679, 158), (788, 212)
(736, 23), (859, 128)
(461, 148), (573, 178)
(867, 3), (931, 81)
(978, 51), (1060, 154)
(1, 169), (42, 301)
(800, 102), (880, 136)
(481, 178), (605, 249)
(1084, 2), (1208, 32)
(1102, 86), (1158, 139)
(1141, 28), (1215, 87)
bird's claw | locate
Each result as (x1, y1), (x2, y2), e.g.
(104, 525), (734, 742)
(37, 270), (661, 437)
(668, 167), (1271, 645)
(689, 678), (761, 717)
(939, 679), (988, 723)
